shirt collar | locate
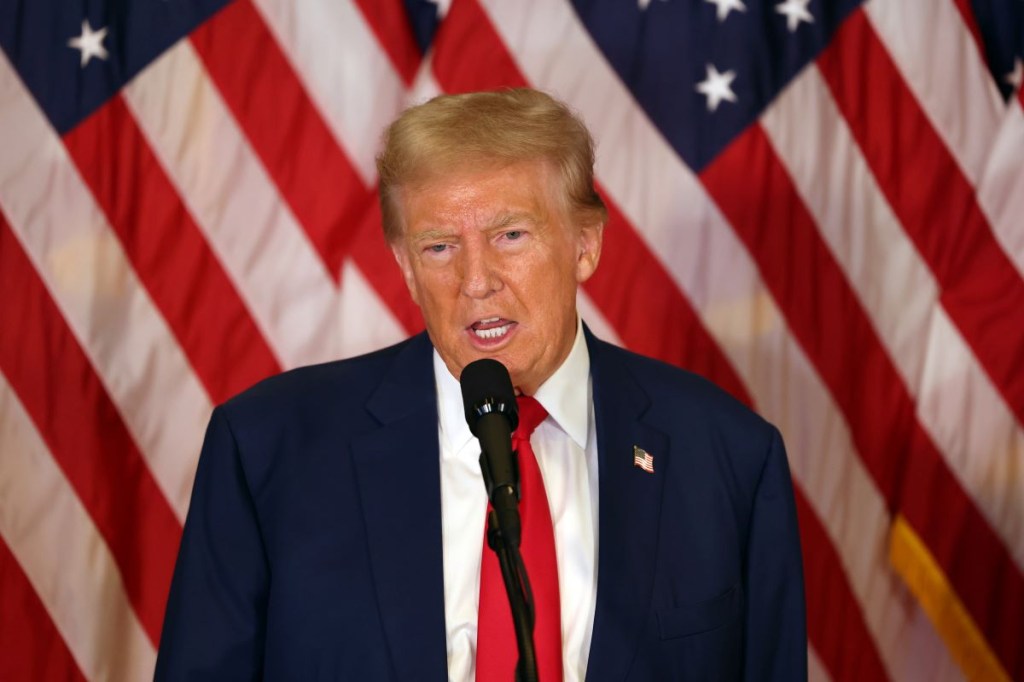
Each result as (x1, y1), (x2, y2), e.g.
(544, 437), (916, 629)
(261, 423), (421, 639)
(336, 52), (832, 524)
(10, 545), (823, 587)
(434, 317), (591, 454)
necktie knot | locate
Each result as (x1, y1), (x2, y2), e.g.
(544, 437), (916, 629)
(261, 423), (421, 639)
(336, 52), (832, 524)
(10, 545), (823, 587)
(515, 395), (548, 444)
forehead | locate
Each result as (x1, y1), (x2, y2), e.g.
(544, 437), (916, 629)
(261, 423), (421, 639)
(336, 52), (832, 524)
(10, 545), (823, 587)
(398, 160), (562, 235)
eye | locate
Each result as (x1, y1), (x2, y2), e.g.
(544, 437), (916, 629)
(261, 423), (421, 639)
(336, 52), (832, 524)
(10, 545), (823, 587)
(426, 243), (449, 254)
(504, 230), (524, 241)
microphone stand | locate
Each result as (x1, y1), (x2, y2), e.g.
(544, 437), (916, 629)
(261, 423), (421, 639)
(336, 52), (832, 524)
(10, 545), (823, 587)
(482, 457), (539, 682)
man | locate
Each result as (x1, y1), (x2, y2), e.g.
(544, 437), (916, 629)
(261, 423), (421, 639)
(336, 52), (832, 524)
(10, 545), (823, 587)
(156, 88), (806, 680)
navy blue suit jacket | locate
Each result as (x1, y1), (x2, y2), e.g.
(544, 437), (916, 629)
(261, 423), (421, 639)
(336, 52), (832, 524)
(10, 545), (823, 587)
(156, 329), (806, 680)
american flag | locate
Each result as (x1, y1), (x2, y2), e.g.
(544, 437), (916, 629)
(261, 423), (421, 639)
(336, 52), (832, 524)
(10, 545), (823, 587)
(633, 445), (655, 474)
(1, 0), (1022, 679)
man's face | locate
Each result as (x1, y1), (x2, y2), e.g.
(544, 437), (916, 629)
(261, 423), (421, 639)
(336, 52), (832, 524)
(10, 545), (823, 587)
(391, 160), (603, 394)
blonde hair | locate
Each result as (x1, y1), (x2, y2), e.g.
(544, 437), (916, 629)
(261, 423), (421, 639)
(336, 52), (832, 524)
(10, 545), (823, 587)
(376, 88), (608, 242)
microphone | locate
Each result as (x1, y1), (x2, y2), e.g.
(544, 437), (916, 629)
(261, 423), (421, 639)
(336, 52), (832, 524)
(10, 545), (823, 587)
(461, 358), (539, 682)
(460, 358), (521, 547)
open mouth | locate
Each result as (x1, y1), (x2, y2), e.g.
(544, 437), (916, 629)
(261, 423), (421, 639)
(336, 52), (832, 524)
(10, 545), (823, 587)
(470, 316), (514, 341)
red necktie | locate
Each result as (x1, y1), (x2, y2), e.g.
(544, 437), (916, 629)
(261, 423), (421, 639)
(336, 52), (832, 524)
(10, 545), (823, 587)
(476, 396), (563, 681)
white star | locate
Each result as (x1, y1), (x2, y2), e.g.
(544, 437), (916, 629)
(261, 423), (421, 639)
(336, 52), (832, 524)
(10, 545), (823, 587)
(705, 0), (747, 22)
(68, 20), (109, 68)
(1006, 58), (1023, 91)
(695, 63), (738, 112)
(775, 0), (814, 32)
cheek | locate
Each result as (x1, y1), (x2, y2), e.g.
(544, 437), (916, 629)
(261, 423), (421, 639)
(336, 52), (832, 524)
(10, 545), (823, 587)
(529, 268), (577, 319)
(409, 270), (461, 317)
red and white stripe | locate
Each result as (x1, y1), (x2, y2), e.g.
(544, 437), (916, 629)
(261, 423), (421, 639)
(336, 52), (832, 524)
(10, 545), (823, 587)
(122, 42), (347, 368)
(978, 90), (1024, 275)
(0, 375), (155, 679)
(761, 64), (1024, 573)
(1, 0), (1021, 679)
(0, 51), (209, 521)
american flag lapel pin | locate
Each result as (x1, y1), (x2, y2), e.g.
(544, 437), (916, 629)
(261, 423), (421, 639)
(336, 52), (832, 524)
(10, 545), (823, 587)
(633, 445), (654, 474)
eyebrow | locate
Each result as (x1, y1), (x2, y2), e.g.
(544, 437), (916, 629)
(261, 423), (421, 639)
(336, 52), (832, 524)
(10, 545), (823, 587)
(487, 211), (541, 230)
(409, 229), (457, 246)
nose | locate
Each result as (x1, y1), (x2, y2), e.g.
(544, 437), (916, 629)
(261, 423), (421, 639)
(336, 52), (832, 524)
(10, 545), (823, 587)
(459, 242), (502, 299)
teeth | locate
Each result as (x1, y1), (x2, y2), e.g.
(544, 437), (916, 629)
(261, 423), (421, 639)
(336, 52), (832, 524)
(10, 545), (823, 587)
(473, 324), (511, 340)
(478, 317), (500, 324)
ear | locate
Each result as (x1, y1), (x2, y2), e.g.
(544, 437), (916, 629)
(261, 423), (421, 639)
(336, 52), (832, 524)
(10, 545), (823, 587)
(391, 242), (421, 306)
(575, 220), (604, 284)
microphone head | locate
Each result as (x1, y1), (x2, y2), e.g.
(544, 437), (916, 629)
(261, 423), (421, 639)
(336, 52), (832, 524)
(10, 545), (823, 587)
(460, 359), (519, 436)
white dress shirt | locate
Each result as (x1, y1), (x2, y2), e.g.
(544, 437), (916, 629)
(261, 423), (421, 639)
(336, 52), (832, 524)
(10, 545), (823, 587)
(435, 319), (599, 682)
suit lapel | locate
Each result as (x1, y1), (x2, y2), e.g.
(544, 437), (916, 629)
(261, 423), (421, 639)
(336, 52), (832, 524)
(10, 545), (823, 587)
(585, 331), (669, 682)
(352, 334), (448, 681)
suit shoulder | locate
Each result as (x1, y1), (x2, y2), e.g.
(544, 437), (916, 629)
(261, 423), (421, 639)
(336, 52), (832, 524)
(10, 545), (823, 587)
(220, 335), (422, 421)
(207, 334), (433, 492)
